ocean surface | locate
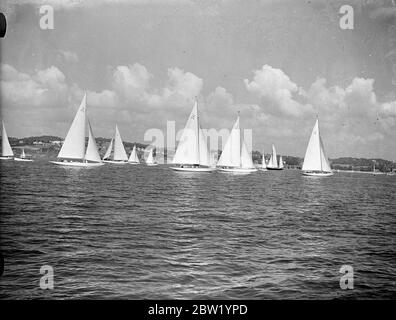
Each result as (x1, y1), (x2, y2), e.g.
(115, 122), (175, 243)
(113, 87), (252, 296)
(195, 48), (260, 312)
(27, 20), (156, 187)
(0, 160), (395, 299)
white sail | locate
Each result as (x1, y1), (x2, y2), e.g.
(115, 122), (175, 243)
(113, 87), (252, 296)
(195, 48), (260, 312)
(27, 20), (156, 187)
(21, 149), (26, 158)
(2, 121), (14, 157)
(217, 117), (241, 167)
(319, 135), (331, 172)
(262, 149), (266, 169)
(240, 138), (254, 169)
(146, 149), (154, 164)
(103, 139), (113, 160)
(198, 126), (210, 167)
(84, 121), (102, 163)
(279, 155), (284, 169)
(268, 144), (278, 168)
(58, 94), (86, 160)
(113, 125), (128, 161)
(128, 145), (140, 163)
(302, 119), (331, 172)
(173, 102), (200, 165)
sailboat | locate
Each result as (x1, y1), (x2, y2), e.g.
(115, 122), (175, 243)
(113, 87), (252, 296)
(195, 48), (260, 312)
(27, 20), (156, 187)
(146, 148), (158, 166)
(267, 144), (283, 170)
(14, 148), (33, 162)
(279, 155), (284, 169)
(301, 118), (333, 177)
(260, 149), (267, 171)
(50, 94), (104, 167)
(171, 101), (214, 172)
(0, 122), (14, 160)
(102, 125), (129, 164)
(217, 116), (257, 173)
(128, 145), (140, 164)
(371, 160), (384, 175)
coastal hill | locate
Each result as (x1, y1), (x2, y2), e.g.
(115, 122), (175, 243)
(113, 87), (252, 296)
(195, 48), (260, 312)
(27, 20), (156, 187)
(3, 135), (395, 172)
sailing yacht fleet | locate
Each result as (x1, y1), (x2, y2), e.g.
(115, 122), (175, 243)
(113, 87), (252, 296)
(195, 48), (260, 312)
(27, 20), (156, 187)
(1, 93), (336, 177)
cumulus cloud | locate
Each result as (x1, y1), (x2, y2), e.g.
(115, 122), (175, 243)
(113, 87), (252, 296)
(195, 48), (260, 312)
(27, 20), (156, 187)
(0, 64), (68, 108)
(207, 86), (234, 109)
(302, 74), (396, 157)
(242, 64), (396, 158)
(112, 64), (152, 103)
(2, 61), (396, 159)
(111, 64), (203, 109)
(244, 65), (313, 116)
(87, 89), (119, 109)
(0, 62), (206, 138)
(380, 100), (396, 117)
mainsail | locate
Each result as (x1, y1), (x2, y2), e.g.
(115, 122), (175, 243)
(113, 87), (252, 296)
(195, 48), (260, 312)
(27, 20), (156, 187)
(128, 145), (140, 163)
(173, 101), (210, 166)
(146, 149), (154, 164)
(302, 119), (331, 172)
(103, 139), (113, 160)
(1, 122), (14, 157)
(279, 156), (284, 169)
(84, 121), (102, 162)
(240, 139), (254, 169)
(58, 94), (87, 160)
(217, 117), (241, 167)
(21, 149), (26, 158)
(268, 144), (279, 168)
(113, 125), (128, 161)
(217, 116), (255, 169)
(198, 125), (210, 166)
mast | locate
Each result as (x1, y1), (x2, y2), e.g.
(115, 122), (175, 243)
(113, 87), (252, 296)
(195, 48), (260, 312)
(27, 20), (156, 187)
(196, 98), (200, 166)
(238, 111), (241, 163)
(318, 118), (323, 171)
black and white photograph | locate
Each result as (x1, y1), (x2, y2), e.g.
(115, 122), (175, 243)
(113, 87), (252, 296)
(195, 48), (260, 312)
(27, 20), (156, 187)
(0, 0), (395, 307)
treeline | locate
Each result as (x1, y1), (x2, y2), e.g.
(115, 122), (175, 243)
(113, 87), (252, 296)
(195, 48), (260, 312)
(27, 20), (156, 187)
(9, 135), (62, 144)
(330, 157), (394, 172)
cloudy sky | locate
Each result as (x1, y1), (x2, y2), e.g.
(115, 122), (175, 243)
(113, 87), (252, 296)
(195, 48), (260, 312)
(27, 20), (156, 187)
(1, 0), (396, 160)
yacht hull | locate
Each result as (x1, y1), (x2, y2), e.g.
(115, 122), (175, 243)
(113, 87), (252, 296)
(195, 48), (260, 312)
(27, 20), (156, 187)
(128, 162), (139, 165)
(218, 167), (257, 173)
(103, 160), (128, 165)
(267, 167), (283, 170)
(171, 166), (214, 172)
(0, 156), (13, 160)
(146, 163), (158, 166)
(50, 161), (104, 167)
(302, 171), (334, 177)
(14, 158), (33, 162)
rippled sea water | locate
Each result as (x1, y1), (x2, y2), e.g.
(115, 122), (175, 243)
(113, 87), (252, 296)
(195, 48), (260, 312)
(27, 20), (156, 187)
(0, 160), (395, 299)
